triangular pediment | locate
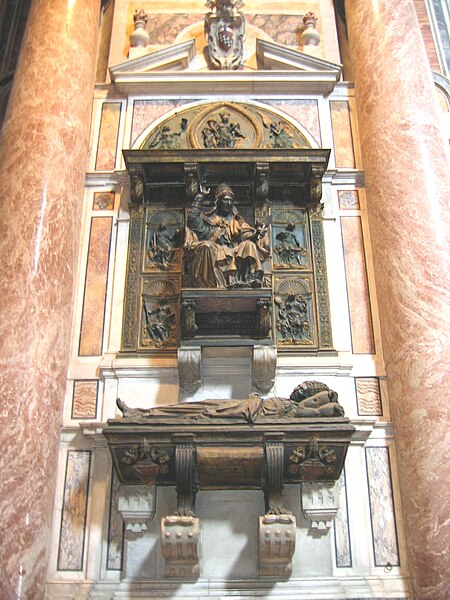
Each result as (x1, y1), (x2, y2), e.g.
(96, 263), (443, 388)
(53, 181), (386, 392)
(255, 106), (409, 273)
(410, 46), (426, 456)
(109, 38), (342, 96)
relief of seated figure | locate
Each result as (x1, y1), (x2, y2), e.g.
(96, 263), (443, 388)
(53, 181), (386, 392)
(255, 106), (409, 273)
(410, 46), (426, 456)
(116, 381), (345, 424)
(185, 182), (269, 288)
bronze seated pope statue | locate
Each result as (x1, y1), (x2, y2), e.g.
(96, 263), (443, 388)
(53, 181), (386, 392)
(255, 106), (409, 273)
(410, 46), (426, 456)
(116, 381), (345, 424)
(185, 182), (270, 289)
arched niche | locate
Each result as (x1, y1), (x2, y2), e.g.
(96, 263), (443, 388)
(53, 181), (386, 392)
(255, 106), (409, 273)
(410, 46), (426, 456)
(137, 100), (316, 151)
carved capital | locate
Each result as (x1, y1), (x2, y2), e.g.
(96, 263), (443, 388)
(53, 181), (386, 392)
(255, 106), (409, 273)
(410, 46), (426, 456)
(258, 514), (296, 577)
(117, 484), (156, 535)
(161, 515), (200, 577)
(301, 481), (340, 532)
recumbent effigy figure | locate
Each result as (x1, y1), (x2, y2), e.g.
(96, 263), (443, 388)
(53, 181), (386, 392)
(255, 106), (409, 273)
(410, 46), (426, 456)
(185, 182), (270, 288)
(116, 381), (345, 424)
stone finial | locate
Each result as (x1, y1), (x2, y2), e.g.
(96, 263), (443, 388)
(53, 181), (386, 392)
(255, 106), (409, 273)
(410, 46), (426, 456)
(130, 9), (150, 48)
(300, 11), (320, 47)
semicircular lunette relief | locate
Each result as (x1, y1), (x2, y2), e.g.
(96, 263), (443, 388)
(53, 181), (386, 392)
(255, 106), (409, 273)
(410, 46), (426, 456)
(140, 101), (312, 150)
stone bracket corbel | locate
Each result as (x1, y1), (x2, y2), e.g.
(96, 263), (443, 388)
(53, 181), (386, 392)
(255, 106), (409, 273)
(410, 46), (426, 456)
(128, 164), (146, 204)
(178, 346), (202, 393)
(309, 164), (325, 206)
(161, 515), (200, 578)
(258, 513), (296, 577)
(117, 484), (156, 535)
(252, 345), (276, 393)
(301, 481), (340, 533)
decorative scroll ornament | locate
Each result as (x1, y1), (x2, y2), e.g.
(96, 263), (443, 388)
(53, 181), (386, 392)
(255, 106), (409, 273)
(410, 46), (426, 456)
(205, 0), (246, 70)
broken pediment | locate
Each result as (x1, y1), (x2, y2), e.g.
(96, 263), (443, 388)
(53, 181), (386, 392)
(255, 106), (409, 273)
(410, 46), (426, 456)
(109, 39), (342, 95)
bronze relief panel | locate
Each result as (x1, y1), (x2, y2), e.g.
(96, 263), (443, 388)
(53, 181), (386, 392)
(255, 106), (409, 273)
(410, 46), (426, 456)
(139, 277), (180, 350)
(274, 275), (317, 347)
(271, 208), (311, 271)
(143, 209), (183, 272)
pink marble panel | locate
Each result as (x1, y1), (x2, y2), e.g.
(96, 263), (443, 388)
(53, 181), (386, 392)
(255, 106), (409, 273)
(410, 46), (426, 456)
(0, 0), (100, 596)
(355, 377), (382, 416)
(93, 191), (115, 211)
(57, 451), (91, 570)
(338, 190), (360, 210)
(365, 447), (399, 567)
(248, 14), (309, 47)
(79, 217), (112, 356)
(131, 100), (186, 147)
(330, 101), (356, 168)
(95, 102), (121, 171)
(340, 216), (375, 354)
(72, 380), (98, 419)
(139, 13), (203, 45)
(264, 99), (321, 147)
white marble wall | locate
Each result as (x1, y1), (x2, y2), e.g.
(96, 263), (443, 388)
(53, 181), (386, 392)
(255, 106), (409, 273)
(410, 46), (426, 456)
(45, 83), (410, 599)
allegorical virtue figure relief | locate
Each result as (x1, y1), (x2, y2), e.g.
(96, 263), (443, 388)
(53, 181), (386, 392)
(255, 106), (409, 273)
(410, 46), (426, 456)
(116, 381), (345, 424)
(185, 182), (269, 288)
(274, 222), (306, 267)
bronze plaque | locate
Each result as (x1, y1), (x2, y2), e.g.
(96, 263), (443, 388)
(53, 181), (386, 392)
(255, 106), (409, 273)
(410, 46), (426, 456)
(197, 446), (264, 488)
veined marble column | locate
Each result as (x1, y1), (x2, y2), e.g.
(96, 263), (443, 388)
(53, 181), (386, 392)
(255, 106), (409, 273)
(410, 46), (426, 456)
(0, 0), (100, 598)
(345, 1), (450, 598)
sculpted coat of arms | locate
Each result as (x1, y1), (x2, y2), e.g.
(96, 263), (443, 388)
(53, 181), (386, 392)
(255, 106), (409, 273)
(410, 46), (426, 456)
(205, 0), (246, 70)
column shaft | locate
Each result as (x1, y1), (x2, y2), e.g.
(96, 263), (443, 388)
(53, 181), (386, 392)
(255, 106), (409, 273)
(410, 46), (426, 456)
(345, 0), (450, 598)
(0, 0), (100, 597)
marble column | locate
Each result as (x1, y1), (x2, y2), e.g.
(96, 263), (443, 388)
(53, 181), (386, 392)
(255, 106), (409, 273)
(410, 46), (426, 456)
(0, 0), (100, 598)
(345, 1), (450, 598)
